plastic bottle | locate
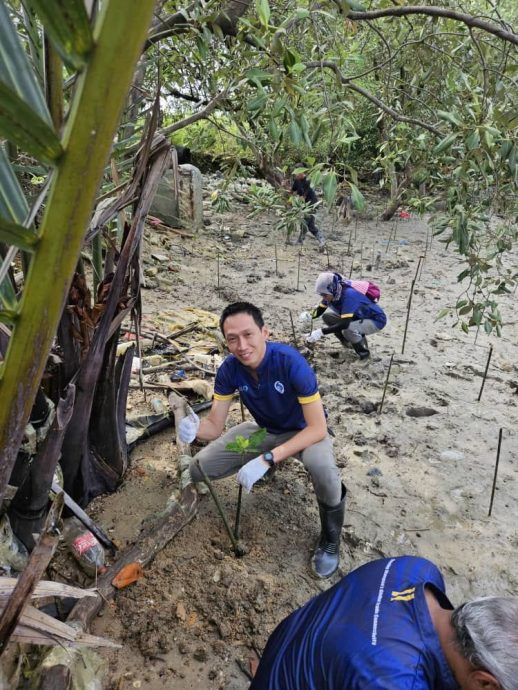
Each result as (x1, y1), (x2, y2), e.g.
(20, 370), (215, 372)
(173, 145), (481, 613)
(62, 517), (106, 577)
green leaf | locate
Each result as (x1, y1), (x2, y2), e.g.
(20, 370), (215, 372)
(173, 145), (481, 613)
(23, 0), (93, 70)
(348, 182), (365, 211)
(465, 130), (480, 151)
(0, 83), (63, 165)
(0, 2), (50, 123)
(0, 308), (18, 326)
(437, 110), (461, 127)
(247, 428), (267, 450)
(288, 119), (302, 145)
(0, 218), (39, 253)
(435, 308), (450, 320)
(256, 0), (271, 27)
(0, 146), (29, 223)
(322, 172), (337, 205)
(433, 133), (458, 155)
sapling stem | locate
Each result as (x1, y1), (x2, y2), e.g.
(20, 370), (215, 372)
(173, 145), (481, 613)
(296, 249), (301, 291)
(274, 244), (278, 276)
(288, 309), (298, 348)
(217, 251), (220, 289)
(195, 459), (239, 553)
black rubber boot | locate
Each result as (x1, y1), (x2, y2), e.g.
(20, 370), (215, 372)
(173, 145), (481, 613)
(352, 338), (370, 360)
(311, 483), (346, 579)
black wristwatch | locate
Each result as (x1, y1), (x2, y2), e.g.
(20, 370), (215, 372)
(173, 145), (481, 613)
(263, 451), (275, 467)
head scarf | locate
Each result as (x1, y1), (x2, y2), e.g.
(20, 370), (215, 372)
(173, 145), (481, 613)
(315, 272), (344, 300)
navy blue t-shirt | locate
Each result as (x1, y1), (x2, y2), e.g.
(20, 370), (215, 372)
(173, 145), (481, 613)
(214, 342), (320, 434)
(250, 556), (459, 690)
(322, 286), (387, 329)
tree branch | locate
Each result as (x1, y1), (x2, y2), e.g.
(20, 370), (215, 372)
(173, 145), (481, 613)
(305, 61), (442, 135)
(348, 7), (518, 46)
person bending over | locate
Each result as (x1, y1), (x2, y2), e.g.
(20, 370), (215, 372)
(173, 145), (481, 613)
(306, 271), (387, 360)
(251, 554), (518, 690)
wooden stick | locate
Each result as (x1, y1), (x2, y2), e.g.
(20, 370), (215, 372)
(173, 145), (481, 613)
(195, 459), (240, 554)
(326, 245), (330, 269)
(477, 345), (493, 402)
(348, 253), (355, 278)
(296, 250), (301, 291)
(288, 309), (298, 348)
(274, 244), (278, 277)
(217, 251), (220, 289)
(378, 353), (394, 414)
(51, 481), (117, 552)
(401, 257), (422, 354)
(488, 428), (503, 517)
(0, 493), (63, 654)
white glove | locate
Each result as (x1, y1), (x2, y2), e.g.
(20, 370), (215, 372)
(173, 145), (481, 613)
(306, 328), (324, 343)
(298, 311), (313, 333)
(237, 456), (269, 493)
(178, 412), (200, 443)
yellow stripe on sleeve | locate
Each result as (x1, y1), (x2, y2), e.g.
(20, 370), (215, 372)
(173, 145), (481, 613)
(341, 312), (354, 318)
(213, 392), (234, 401)
(298, 392), (321, 404)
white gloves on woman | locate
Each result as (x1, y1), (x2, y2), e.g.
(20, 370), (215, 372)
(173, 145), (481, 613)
(237, 456), (269, 492)
(306, 328), (324, 343)
(178, 412), (200, 443)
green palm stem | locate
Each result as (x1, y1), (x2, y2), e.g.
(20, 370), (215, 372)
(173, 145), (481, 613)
(0, 0), (156, 501)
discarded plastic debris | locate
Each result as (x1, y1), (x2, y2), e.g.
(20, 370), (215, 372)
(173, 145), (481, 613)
(111, 562), (144, 589)
(170, 369), (186, 381)
(62, 517), (106, 577)
(150, 397), (168, 415)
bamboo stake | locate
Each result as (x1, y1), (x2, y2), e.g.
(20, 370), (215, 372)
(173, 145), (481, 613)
(326, 245), (330, 269)
(274, 244), (278, 276)
(488, 428), (503, 517)
(296, 250), (301, 291)
(288, 309), (298, 348)
(348, 253), (355, 279)
(378, 353), (394, 414)
(217, 251), (220, 289)
(401, 256), (423, 354)
(477, 345), (493, 401)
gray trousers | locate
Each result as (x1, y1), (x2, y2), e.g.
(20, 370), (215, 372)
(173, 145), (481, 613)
(323, 308), (380, 345)
(189, 421), (341, 506)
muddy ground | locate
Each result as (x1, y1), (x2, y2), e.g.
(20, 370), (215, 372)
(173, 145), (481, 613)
(64, 179), (517, 689)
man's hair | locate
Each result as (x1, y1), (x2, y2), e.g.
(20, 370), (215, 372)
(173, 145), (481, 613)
(219, 302), (265, 334)
(451, 597), (518, 689)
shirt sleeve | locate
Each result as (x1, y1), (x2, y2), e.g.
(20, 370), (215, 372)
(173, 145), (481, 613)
(289, 352), (320, 405)
(213, 358), (236, 401)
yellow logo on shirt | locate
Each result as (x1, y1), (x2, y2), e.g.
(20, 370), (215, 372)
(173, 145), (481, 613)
(390, 587), (415, 602)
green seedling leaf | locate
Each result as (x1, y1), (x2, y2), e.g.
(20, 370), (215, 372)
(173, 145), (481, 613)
(247, 427), (267, 451)
(435, 308), (450, 320)
(226, 436), (250, 453)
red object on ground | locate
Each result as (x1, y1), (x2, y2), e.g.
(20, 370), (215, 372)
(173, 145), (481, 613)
(399, 210), (411, 219)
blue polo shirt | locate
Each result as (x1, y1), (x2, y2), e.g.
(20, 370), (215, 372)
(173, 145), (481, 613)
(322, 286), (387, 329)
(214, 342), (320, 434)
(250, 556), (459, 690)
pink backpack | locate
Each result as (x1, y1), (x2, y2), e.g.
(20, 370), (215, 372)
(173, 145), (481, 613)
(345, 279), (381, 303)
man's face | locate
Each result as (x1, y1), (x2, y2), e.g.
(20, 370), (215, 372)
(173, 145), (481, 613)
(321, 292), (333, 301)
(223, 313), (269, 370)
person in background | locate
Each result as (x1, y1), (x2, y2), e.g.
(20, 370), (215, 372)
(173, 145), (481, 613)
(290, 165), (326, 251)
(305, 271), (387, 360)
(250, 554), (518, 690)
(178, 302), (346, 579)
